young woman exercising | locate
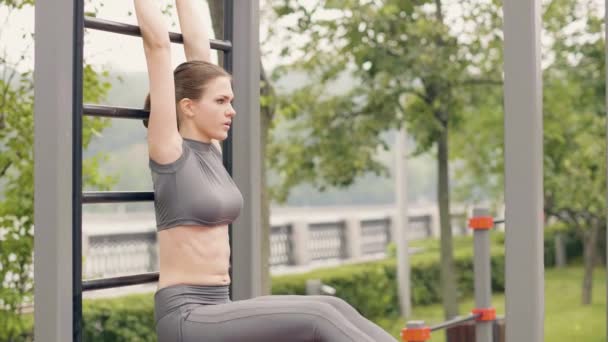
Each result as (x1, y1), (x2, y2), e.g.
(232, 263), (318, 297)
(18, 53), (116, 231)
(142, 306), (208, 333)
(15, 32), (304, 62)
(134, 0), (397, 340)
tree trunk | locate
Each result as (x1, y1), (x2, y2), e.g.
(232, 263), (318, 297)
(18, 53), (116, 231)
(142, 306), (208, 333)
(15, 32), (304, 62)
(430, 0), (458, 318)
(582, 224), (599, 305)
(208, 0), (273, 295)
(438, 123), (458, 319)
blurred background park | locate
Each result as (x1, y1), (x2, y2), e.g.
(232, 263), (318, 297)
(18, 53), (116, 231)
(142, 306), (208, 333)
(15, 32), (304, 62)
(0, 0), (606, 340)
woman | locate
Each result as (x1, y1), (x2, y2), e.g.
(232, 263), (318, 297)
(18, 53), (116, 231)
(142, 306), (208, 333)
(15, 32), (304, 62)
(134, 0), (397, 341)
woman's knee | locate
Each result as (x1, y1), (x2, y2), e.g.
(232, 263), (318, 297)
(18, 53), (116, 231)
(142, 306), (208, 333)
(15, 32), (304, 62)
(307, 303), (374, 342)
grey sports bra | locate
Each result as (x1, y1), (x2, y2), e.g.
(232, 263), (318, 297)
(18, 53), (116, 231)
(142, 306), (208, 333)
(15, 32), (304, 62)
(149, 138), (244, 231)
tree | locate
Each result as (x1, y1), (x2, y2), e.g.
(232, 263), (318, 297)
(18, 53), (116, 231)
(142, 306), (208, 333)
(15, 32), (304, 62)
(267, 0), (503, 318)
(452, 0), (606, 305)
(0, 1), (115, 339)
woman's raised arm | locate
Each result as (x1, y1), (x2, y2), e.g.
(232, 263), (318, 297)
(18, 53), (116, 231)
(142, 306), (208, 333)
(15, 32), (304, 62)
(134, 0), (182, 164)
(175, 0), (212, 62)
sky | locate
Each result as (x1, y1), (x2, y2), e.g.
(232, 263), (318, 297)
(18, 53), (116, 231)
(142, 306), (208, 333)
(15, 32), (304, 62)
(0, 0), (283, 74)
(1, 0), (606, 75)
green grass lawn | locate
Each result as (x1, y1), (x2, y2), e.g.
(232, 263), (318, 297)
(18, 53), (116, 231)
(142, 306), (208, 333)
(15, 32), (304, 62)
(374, 266), (606, 341)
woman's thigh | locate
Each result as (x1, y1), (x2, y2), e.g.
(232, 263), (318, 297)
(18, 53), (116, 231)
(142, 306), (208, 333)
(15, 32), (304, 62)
(180, 298), (376, 342)
(251, 294), (356, 314)
(156, 308), (184, 342)
(251, 295), (397, 342)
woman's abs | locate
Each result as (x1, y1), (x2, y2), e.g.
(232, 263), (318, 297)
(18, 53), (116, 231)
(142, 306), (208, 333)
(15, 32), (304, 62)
(157, 225), (231, 289)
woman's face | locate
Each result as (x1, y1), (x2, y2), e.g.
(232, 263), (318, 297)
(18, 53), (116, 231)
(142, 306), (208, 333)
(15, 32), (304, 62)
(188, 76), (236, 141)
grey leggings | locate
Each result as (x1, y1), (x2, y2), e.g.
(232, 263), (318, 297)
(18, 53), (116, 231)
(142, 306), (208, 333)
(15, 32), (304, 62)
(154, 284), (397, 342)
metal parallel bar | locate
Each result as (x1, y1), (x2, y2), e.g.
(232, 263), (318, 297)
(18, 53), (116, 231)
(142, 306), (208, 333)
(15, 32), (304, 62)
(59, 1), (240, 339)
(430, 314), (480, 332)
(473, 208), (493, 342)
(82, 191), (154, 204)
(83, 272), (159, 291)
(503, 0), (544, 340)
(83, 104), (148, 120)
(493, 219), (505, 225)
(84, 16), (232, 51)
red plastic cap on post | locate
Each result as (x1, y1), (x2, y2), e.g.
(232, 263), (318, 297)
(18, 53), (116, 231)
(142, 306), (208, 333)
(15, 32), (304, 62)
(468, 216), (494, 230)
(472, 307), (496, 321)
(401, 321), (431, 342)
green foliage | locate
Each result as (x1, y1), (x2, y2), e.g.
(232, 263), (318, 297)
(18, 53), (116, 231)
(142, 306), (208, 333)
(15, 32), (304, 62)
(265, 2), (505, 316)
(82, 294), (156, 342)
(377, 266), (606, 341)
(11, 231), (589, 339)
(446, 0), (606, 304)
(452, 0), (606, 231)
(0, 3), (116, 339)
(266, 0), (503, 203)
(7, 236), (506, 339)
(0, 0), (33, 9)
(543, 223), (605, 268)
(0, 64), (115, 340)
(272, 235), (506, 318)
(541, 0), (607, 230)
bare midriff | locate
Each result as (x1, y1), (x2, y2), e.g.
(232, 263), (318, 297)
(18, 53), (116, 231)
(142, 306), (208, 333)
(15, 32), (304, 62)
(157, 224), (231, 290)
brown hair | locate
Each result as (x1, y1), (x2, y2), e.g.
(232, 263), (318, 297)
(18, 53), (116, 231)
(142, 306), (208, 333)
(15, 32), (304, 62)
(143, 60), (231, 128)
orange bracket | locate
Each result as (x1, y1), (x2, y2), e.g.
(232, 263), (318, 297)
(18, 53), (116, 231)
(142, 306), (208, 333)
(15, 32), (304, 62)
(401, 327), (431, 342)
(468, 216), (494, 230)
(472, 307), (496, 321)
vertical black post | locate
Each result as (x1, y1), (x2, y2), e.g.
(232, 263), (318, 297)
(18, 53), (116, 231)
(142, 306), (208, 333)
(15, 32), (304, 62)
(223, 0), (235, 300)
(605, 0), (608, 338)
(73, 0), (85, 340)
(223, 0), (234, 176)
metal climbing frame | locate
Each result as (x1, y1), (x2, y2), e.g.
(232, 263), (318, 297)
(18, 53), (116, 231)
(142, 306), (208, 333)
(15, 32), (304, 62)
(34, 1), (260, 341)
(404, 2), (545, 341)
(403, 1), (546, 341)
(401, 209), (498, 342)
(502, 1), (544, 341)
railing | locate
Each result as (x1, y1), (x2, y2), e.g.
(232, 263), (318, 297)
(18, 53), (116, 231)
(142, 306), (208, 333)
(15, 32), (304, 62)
(82, 205), (495, 279)
(360, 217), (392, 255)
(308, 220), (348, 261)
(269, 224), (294, 266)
(46, 4), (240, 340)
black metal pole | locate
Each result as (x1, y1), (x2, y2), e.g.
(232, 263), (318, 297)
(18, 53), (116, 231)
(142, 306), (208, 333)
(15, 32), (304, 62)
(430, 314), (480, 332)
(223, 0), (235, 301)
(83, 104), (150, 120)
(84, 16), (232, 51)
(83, 273), (160, 291)
(73, 0), (85, 340)
(82, 191), (154, 204)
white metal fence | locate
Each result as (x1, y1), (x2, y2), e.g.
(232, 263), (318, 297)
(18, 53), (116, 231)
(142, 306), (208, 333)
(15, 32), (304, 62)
(83, 204), (484, 279)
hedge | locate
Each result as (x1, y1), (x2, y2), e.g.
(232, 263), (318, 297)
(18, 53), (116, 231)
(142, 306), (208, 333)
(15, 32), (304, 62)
(10, 230), (590, 341)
